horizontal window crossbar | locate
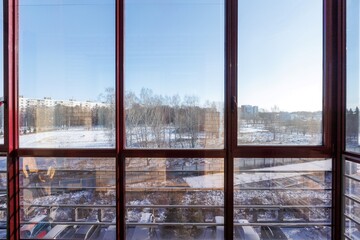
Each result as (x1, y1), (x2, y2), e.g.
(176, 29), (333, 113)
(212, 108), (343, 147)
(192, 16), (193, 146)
(234, 204), (331, 209)
(234, 146), (332, 158)
(21, 186), (115, 190)
(20, 221), (115, 226)
(21, 204), (116, 208)
(126, 205), (223, 209)
(124, 204), (330, 209)
(235, 170), (331, 173)
(126, 187), (223, 191)
(17, 149), (117, 158)
(233, 222), (331, 227)
(126, 222), (223, 227)
(20, 169), (115, 173)
(126, 222), (331, 227)
(123, 149), (226, 158)
(234, 187), (331, 191)
(127, 170), (224, 173)
(343, 154), (360, 164)
(125, 170), (327, 173)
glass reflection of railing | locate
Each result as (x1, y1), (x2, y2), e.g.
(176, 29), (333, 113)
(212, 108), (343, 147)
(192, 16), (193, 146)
(0, 167), (6, 240)
(20, 204), (116, 239)
(234, 165), (332, 239)
(20, 165), (115, 239)
(344, 160), (360, 240)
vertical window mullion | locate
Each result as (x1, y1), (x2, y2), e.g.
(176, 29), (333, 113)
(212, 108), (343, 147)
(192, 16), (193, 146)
(5, 0), (19, 238)
(225, 0), (237, 239)
(117, 0), (125, 239)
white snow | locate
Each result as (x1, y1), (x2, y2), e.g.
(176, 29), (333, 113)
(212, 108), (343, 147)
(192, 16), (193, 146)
(184, 160), (331, 188)
(19, 128), (114, 148)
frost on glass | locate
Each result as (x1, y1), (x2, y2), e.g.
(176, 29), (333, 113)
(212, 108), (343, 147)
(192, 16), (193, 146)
(237, 0), (323, 145)
(234, 158), (332, 239)
(125, 0), (225, 149)
(19, 158), (115, 239)
(19, 0), (115, 148)
(126, 158), (224, 239)
(346, 0), (360, 153)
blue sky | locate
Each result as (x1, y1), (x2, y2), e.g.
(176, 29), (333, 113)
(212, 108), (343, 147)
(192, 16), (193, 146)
(18, 0), (323, 111)
(347, 0), (360, 110)
(238, 0), (323, 112)
(19, 0), (115, 102)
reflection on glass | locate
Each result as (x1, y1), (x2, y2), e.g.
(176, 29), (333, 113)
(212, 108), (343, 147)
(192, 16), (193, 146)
(20, 158), (115, 239)
(234, 158), (332, 239)
(0, 158), (6, 240)
(345, 218), (360, 240)
(125, 0), (224, 149)
(344, 160), (360, 239)
(126, 158), (224, 239)
(237, 0), (323, 145)
(346, 0), (360, 153)
(19, 0), (115, 148)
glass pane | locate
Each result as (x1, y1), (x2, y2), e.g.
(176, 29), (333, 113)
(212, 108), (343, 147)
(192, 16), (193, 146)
(20, 158), (115, 239)
(19, 0), (115, 148)
(126, 158), (224, 239)
(234, 158), (332, 239)
(345, 218), (360, 240)
(346, 0), (360, 152)
(237, 0), (323, 145)
(345, 198), (360, 223)
(125, 0), (224, 149)
(345, 160), (360, 201)
(344, 160), (360, 239)
(0, 158), (6, 240)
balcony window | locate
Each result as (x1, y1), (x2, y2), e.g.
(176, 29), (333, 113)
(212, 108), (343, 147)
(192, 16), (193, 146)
(237, 0), (323, 145)
(19, 0), (116, 148)
(0, 0), (348, 239)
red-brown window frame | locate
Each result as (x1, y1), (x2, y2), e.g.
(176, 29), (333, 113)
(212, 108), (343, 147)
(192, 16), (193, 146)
(0, 0), (344, 239)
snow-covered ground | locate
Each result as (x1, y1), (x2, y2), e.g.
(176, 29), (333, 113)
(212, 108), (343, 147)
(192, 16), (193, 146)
(184, 160), (331, 188)
(19, 128), (114, 148)
(239, 125), (322, 145)
(17, 128), (334, 239)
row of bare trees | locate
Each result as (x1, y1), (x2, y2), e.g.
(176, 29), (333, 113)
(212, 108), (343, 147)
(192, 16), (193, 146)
(239, 105), (322, 141)
(19, 104), (113, 132)
(126, 88), (220, 148)
(16, 88), (220, 148)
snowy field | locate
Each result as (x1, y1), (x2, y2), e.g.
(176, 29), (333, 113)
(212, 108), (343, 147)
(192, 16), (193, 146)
(17, 128), (334, 239)
(185, 159), (331, 188)
(238, 125), (322, 145)
(19, 128), (114, 148)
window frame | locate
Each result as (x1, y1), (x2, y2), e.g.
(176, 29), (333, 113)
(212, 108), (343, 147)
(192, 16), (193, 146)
(0, 0), (343, 239)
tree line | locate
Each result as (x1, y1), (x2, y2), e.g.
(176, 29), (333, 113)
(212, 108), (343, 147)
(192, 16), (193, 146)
(16, 88), (221, 148)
